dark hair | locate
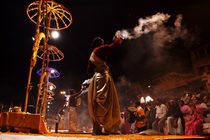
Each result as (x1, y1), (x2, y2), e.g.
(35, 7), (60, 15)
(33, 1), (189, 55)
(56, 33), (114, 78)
(69, 89), (76, 95)
(195, 97), (201, 102)
(135, 101), (140, 107)
(179, 100), (184, 105)
(91, 37), (104, 48)
(87, 60), (95, 76)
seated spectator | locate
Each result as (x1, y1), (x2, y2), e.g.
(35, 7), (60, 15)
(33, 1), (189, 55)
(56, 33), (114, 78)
(146, 102), (156, 129)
(123, 107), (132, 134)
(179, 100), (192, 135)
(165, 100), (184, 135)
(200, 96), (209, 117)
(166, 116), (183, 135)
(152, 99), (167, 133)
(185, 97), (204, 135)
(181, 93), (191, 105)
(126, 106), (137, 134)
(135, 102), (147, 133)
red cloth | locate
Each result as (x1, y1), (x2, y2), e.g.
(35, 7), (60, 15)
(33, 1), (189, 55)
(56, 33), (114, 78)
(87, 39), (121, 75)
(123, 110), (131, 134)
(185, 104), (204, 135)
(135, 106), (146, 128)
(93, 40), (121, 61)
(69, 91), (81, 107)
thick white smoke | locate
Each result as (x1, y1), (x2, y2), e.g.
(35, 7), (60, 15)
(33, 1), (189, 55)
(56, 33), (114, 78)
(116, 13), (191, 64)
(151, 14), (190, 62)
(152, 14), (186, 48)
(114, 13), (195, 101)
(116, 13), (171, 39)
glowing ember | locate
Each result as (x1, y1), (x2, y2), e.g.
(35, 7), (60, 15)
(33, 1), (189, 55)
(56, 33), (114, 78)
(115, 30), (131, 39)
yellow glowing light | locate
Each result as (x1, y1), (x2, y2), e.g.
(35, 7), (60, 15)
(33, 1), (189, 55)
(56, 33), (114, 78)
(60, 91), (66, 95)
(49, 85), (54, 90)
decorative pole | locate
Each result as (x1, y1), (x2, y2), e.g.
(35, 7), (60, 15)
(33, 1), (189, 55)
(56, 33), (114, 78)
(26, 0), (72, 117)
(37, 0), (52, 117)
(36, 67), (60, 118)
(24, 0), (43, 112)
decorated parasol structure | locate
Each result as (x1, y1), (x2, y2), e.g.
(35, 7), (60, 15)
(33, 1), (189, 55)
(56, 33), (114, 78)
(27, 0), (72, 30)
(36, 67), (61, 78)
(37, 44), (64, 61)
(36, 67), (59, 117)
(48, 82), (56, 91)
(24, 0), (72, 118)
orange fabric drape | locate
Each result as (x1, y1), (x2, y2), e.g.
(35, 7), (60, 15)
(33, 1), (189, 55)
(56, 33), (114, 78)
(0, 112), (48, 133)
(88, 53), (121, 132)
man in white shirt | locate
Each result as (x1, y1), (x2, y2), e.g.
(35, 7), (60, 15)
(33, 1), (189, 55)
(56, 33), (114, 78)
(156, 104), (167, 119)
(152, 99), (167, 133)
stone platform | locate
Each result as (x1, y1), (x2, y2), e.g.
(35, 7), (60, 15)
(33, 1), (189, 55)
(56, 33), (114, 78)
(0, 132), (209, 140)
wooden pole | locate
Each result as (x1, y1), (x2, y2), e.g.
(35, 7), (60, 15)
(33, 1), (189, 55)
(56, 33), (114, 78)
(24, 0), (43, 112)
(37, 0), (52, 119)
(24, 61), (33, 112)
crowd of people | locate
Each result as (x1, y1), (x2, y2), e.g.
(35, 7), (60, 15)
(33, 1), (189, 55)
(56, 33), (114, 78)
(43, 33), (209, 136)
(120, 92), (210, 135)
(55, 33), (210, 136)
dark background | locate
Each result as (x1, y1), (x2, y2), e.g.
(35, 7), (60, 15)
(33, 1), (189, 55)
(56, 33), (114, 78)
(1, 0), (210, 109)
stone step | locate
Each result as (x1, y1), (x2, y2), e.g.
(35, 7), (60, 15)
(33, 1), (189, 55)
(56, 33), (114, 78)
(203, 128), (210, 134)
(204, 118), (210, 123)
(203, 123), (210, 129)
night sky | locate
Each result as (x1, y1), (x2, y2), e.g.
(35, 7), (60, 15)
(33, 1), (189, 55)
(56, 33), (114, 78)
(2, 0), (210, 109)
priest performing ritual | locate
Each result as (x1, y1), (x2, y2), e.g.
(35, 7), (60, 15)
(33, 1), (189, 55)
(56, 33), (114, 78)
(87, 34), (123, 135)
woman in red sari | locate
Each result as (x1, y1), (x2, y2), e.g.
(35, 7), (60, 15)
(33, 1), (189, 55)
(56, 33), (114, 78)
(185, 97), (204, 135)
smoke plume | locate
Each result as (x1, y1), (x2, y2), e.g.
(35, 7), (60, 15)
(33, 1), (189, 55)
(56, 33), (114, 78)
(116, 13), (171, 39)
(114, 12), (194, 73)
(114, 13), (197, 105)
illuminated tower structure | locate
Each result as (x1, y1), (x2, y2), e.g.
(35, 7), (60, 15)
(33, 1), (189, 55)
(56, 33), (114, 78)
(36, 67), (60, 118)
(35, 44), (64, 117)
(24, 0), (72, 116)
